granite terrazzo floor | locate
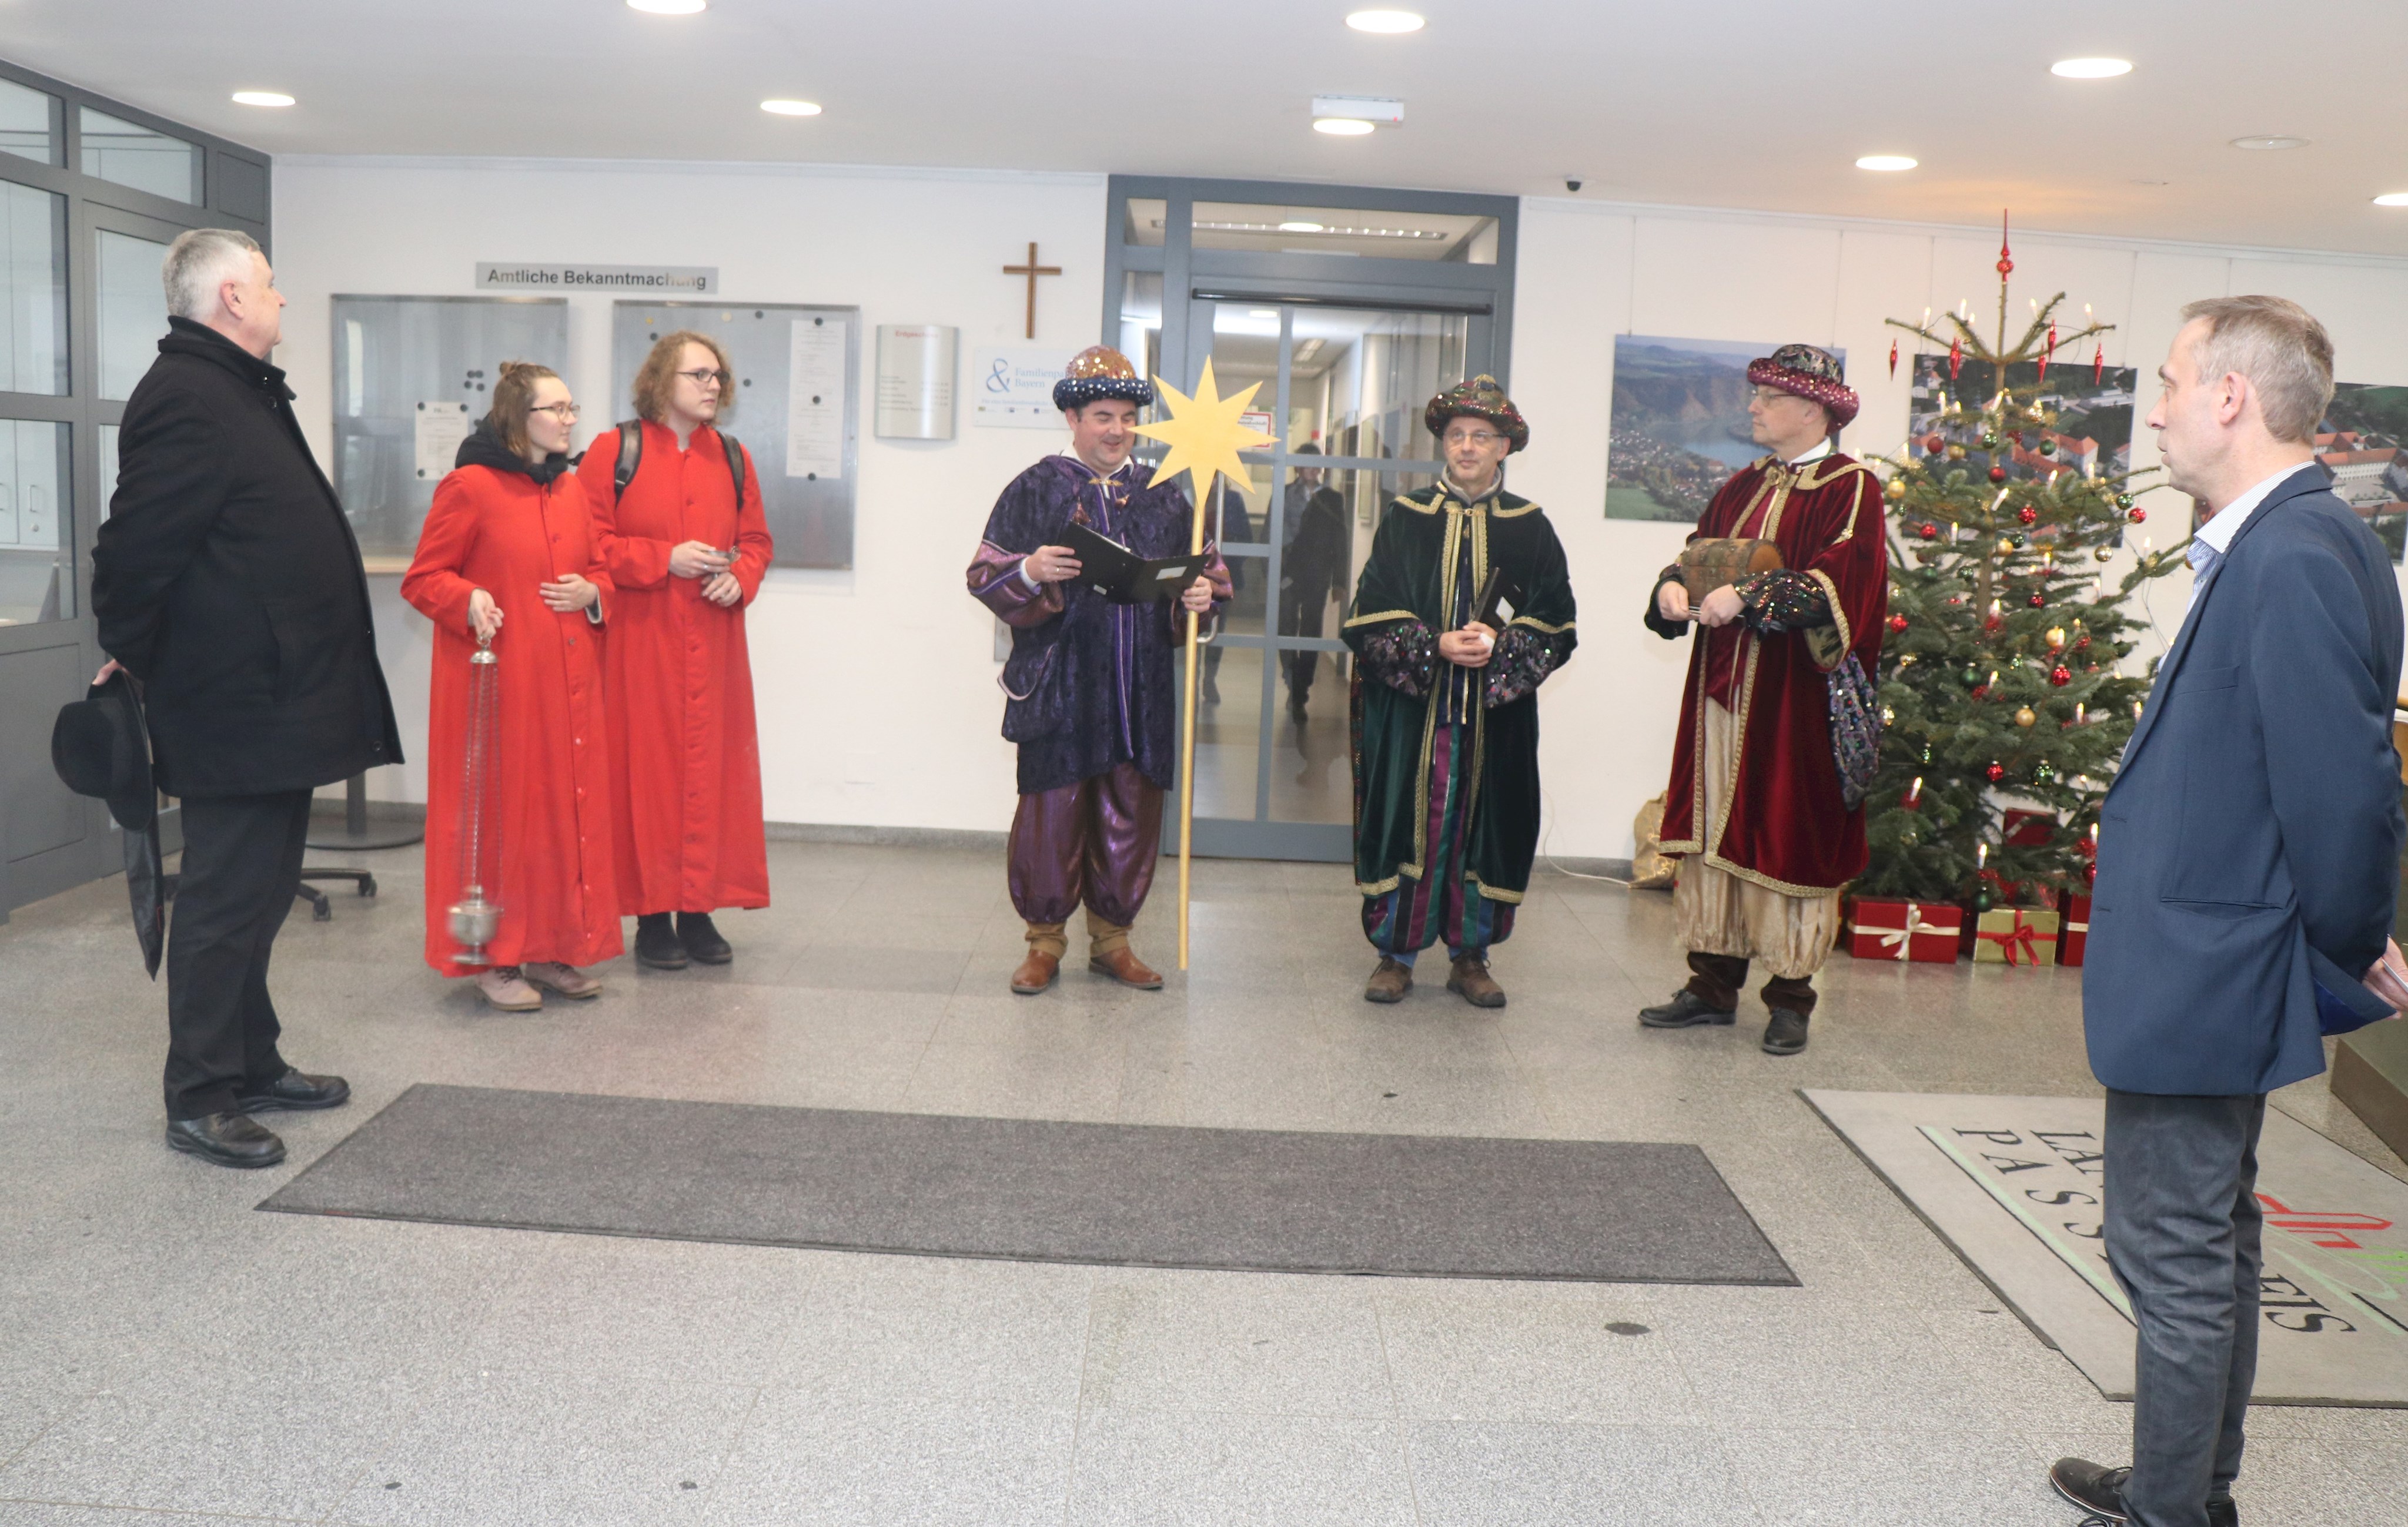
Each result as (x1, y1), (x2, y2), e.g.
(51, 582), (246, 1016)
(2, 837), (2404, 1526)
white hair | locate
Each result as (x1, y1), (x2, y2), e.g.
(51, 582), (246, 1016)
(161, 228), (263, 321)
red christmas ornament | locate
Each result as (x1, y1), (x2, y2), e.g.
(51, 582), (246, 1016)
(2028, 593), (2045, 607)
(2039, 320), (2057, 383)
(1986, 762), (2008, 783)
(1948, 333), (1964, 380)
(2075, 634), (2091, 650)
(1924, 433), (1946, 456)
(1887, 614), (1909, 633)
(1971, 685), (1989, 702)
(1918, 521), (1938, 539)
(1888, 336), (1899, 379)
(1988, 466), (2008, 484)
(2017, 505), (2038, 525)
(1996, 210), (2014, 276)
(2085, 860), (2098, 884)
(1983, 612), (2002, 633)
(2092, 341), (2105, 384)
(2128, 506), (2146, 523)
(2049, 665), (2073, 687)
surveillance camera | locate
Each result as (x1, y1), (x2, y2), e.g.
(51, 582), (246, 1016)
(1565, 178), (1583, 193)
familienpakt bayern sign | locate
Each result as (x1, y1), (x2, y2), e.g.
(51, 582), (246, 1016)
(476, 263), (717, 293)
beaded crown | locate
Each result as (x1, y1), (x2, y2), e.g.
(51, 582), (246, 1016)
(1054, 345), (1155, 412)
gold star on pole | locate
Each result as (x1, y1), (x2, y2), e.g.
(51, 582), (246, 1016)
(1133, 357), (1277, 504)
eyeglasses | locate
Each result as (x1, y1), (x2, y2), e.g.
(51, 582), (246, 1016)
(1442, 430), (1505, 447)
(529, 402), (581, 420)
(676, 367), (731, 389)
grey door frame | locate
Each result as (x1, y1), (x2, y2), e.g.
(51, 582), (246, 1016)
(0, 56), (270, 920)
(1101, 176), (1518, 863)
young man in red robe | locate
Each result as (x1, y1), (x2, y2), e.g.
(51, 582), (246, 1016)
(1640, 345), (1887, 1055)
(577, 331), (774, 971)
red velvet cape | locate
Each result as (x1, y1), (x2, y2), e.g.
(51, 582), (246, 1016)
(574, 423), (773, 917)
(1658, 454), (1888, 895)
(402, 464), (622, 972)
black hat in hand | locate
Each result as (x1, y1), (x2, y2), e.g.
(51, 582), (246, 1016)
(52, 671), (168, 977)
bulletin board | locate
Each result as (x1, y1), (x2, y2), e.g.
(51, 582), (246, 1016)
(610, 300), (861, 570)
(329, 294), (570, 562)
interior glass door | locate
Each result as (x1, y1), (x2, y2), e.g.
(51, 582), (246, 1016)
(1178, 299), (1473, 861)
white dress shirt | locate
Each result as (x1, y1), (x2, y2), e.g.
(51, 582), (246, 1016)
(2182, 463), (2308, 621)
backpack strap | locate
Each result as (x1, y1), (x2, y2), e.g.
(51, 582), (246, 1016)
(613, 420), (643, 498)
(720, 430), (747, 506)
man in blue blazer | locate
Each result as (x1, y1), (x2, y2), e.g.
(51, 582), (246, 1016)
(2050, 297), (2403, 1527)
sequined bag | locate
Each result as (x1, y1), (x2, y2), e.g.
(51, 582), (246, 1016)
(1827, 651), (1881, 812)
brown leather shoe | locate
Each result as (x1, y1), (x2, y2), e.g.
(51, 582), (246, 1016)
(1088, 947), (1164, 990)
(1364, 958), (1413, 1003)
(1446, 955), (1507, 1009)
(1011, 950), (1060, 994)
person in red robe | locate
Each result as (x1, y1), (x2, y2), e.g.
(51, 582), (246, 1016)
(576, 330), (773, 971)
(403, 363), (621, 1010)
(1638, 345), (1888, 1055)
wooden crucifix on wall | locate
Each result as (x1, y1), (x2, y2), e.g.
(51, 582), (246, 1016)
(1003, 242), (1061, 340)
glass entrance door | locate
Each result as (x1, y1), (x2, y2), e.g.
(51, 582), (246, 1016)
(1175, 300), (1476, 862)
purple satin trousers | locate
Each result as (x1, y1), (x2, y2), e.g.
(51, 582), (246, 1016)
(1008, 762), (1163, 927)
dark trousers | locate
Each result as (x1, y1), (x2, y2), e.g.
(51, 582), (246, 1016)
(2103, 1089), (2266, 1527)
(1684, 952), (1818, 1016)
(164, 789), (311, 1119)
(1280, 585), (1327, 704)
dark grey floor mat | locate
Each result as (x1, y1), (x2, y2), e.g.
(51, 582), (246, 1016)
(259, 1084), (1796, 1284)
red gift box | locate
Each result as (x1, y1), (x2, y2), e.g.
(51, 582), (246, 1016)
(2059, 892), (2091, 967)
(2002, 808), (2054, 846)
(1848, 898), (1964, 962)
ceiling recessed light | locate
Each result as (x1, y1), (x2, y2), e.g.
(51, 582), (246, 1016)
(627, 0), (706, 13)
(2375, 193), (2408, 207)
(1346, 9), (1425, 32)
(1315, 118), (1376, 136)
(2230, 135), (2309, 151)
(2051, 57), (2132, 79)
(1855, 155), (1918, 172)
(1277, 220), (1326, 233)
(230, 91), (294, 108)
(761, 99), (822, 116)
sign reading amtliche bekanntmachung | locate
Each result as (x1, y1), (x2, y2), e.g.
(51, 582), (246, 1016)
(476, 263), (717, 293)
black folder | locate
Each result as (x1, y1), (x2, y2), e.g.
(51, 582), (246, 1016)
(1061, 521), (1209, 604)
(1468, 565), (1523, 629)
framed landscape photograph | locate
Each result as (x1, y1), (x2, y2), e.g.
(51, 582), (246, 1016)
(1605, 335), (1835, 522)
(2313, 383), (2408, 561)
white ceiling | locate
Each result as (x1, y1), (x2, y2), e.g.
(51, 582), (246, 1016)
(11, 0), (2408, 256)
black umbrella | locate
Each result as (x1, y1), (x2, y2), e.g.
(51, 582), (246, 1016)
(51, 671), (168, 976)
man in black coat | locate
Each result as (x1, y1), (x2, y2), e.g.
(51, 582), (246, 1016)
(91, 228), (403, 1169)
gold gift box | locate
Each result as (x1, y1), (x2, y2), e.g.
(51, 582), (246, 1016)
(1973, 906), (2060, 966)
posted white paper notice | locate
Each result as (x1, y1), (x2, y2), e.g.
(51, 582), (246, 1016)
(787, 317), (848, 479)
(413, 401), (473, 480)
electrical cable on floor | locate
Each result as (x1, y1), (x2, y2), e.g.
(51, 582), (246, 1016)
(1537, 799), (1636, 886)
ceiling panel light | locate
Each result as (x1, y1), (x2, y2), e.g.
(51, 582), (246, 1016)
(1277, 220), (1325, 233)
(2051, 57), (2132, 79)
(2374, 193), (2408, 207)
(230, 91), (294, 108)
(761, 99), (822, 116)
(627, 0), (706, 13)
(1856, 155), (1917, 172)
(1315, 118), (1376, 136)
(2230, 135), (2309, 151)
(1346, 9), (1425, 32)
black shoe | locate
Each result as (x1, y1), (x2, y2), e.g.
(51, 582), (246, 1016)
(1287, 695), (1309, 725)
(635, 913), (688, 970)
(1761, 1006), (1811, 1055)
(236, 1068), (350, 1113)
(1202, 677), (1221, 704)
(1638, 989), (1737, 1028)
(2046, 1459), (2236, 1527)
(2049, 1458), (2129, 1522)
(165, 1113), (286, 1169)
(677, 911), (733, 965)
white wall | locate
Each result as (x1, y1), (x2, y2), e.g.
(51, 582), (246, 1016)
(1506, 197), (2408, 861)
(273, 160), (2408, 855)
(274, 156), (1106, 827)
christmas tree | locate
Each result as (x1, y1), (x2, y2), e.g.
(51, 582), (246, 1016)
(1858, 220), (2185, 912)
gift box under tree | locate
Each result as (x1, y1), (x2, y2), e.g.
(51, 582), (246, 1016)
(2058, 893), (2091, 967)
(1848, 898), (1963, 962)
(1974, 905), (2060, 966)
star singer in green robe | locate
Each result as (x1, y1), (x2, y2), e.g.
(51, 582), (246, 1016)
(1343, 377), (1577, 1009)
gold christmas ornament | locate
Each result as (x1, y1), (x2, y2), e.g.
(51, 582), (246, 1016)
(2015, 706), (2037, 728)
(2046, 625), (2066, 650)
(1884, 476), (1907, 501)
